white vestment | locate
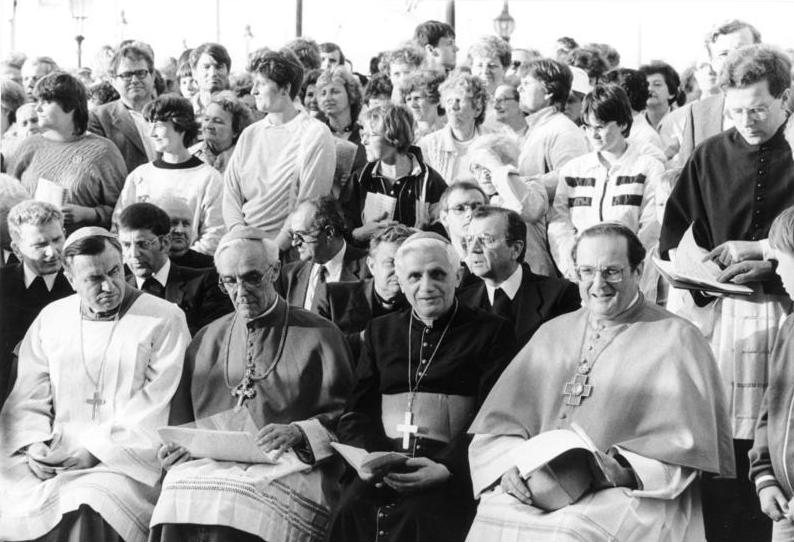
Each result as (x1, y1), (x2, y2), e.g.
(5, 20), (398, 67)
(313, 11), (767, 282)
(0, 291), (190, 542)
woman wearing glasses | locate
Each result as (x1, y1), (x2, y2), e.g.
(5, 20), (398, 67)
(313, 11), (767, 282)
(7, 71), (127, 234)
(548, 83), (664, 287)
(114, 95), (225, 256)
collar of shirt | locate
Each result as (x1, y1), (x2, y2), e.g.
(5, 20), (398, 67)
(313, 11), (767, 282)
(23, 262), (58, 291)
(313, 241), (347, 283)
(525, 106), (557, 131)
(373, 153), (422, 180)
(3, 249), (13, 264)
(440, 124), (483, 153)
(135, 258), (171, 289)
(485, 263), (523, 304)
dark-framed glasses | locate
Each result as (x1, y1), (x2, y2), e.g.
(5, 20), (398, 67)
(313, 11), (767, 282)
(462, 233), (504, 250)
(116, 69), (151, 81)
(218, 271), (267, 291)
(574, 265), (627, 283)
(289, 229), (323, 244)
(447, 202), (482, 215)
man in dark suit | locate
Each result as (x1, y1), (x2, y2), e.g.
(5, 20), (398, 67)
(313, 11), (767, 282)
(0, 200), (73, 408)
(88, 43), (157, 173)
(159, 197), (215, 269)
(459, 205), (580, 347)
(278, 196), (368, 310)
(317, 224), (414, 360)
(118, 202), (232, 335)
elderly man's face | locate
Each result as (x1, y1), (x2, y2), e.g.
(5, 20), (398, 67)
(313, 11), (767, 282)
(119, 227), (170, 279)
(66, 243), (126, 314)
(368, 241), (402, 300)
(16, 104), (40, 137)
(397, 246), (457, 320)
(289, 204), (336, 263)
(575, 235), (641, 320)
(12, 220), (65, 276)
(113, 57), (154, 107)
(195, 53), (229, 93)
(440, 188), (488, 242)
(21, 61), (52, 97)
(725, 79), (789, 146)
(442, 88), (480, 132)
(216, 242), (279, 320)
(464, 214), (521, 281)
(164, 207), (193, 257)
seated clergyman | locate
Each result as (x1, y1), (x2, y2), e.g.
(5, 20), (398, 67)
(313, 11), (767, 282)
(150, 226), (354, 542)
(329, 231), (517, 542)
(0, 227), (190, 542)
(465, 223), (736, 542)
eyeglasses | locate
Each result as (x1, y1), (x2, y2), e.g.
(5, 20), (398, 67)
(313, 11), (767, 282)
(120, 236), (163, 252)
(574, 265), (627, 283)
(289, 228), (323, 244)
(462, 233), (506, 250)
(218, 271), (267, 291)
(727, 104), (774, 121)
(116, 69), (151, 81)
(446, 202), (482, 215)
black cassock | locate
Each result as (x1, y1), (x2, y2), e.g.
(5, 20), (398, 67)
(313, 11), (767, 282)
(329, 300), (517, 542)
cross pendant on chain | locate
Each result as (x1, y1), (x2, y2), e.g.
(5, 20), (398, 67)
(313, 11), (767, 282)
(562, 373), (593, 406)
(232, 375), (257, 411)
(396, 411), (418, 450)
(86, 390), (105, 421)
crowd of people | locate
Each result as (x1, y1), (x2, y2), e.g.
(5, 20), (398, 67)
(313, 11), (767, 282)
(1, 14), (794, 542)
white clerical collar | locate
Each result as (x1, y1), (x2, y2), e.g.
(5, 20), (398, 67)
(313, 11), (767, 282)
(314, 241), (347, 283)
(485, 264), (523, 304)
(245, 296), (280, 323)
(135, 259), (171, 289)
(23, 262), (58, 291)
(3, 249), (13, 264)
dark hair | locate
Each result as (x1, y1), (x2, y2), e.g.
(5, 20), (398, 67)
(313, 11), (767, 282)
(471, 205), (527, 261)
(286, 38), (321, 70)
(118, 202), (171, 236)
(369, 223), (416, 255)
(363, 73), (393, 104)
(439, 181), (488, 211)
(363, 104), (415, 154)
(88, 80), (120, 106)
(567, 47), (609, 84)
(524, 59), (573, 110)
(414, 20), (455, 47)
(582, 84), (634, 137)
(720, 44), (792, 99)
(247, 48), (304, 100)
(110, 44), (154, 74)
(63, 235), (122, 266)
(305, 195), (348, 238)
(300, 69), (323, 102)
(708, 19), (762, 50)
(152, 69), (166, 96)
(639, 61), (680, 105)
(586, 43), (621, 70)
(556, 37), (579, 51)
(189, 42), (231, 72)
(143, 95), (200, 146)
(319, 42), (346, 64)
(572, 222), (646, 270)
(602, 68), (649, 113)
(208, 90), (255, 142)
(33, 71), (89, 135)
(386, 44), (425, 70)
(176, 62), (192, 80)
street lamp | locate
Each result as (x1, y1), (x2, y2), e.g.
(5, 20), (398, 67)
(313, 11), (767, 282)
(493, 0), (515, 42)
(69, 0), (92, 68)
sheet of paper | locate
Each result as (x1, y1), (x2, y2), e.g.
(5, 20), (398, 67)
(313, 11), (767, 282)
(34, 178), (67, 207)
(158, 426), (278, 464)
(362, 192), (397, 224)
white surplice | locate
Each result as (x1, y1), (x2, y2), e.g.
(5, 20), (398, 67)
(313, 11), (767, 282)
(0, 291), (190, 542)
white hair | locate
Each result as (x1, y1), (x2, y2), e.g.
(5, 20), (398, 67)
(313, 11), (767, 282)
(214, 237), (279, 268)
(394, 237), (460, 273)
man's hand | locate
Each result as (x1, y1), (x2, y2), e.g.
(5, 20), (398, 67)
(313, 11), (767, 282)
(716, 260), (774, 284)
(26, 442), (57, 480)
(157, 443), (192, 471)
(256, 423), (304, 459)
(382, 457), (450, 494)
(352, 213), (398, 243)
(60, 446), (100, 471)
(759, 486), (790, 521)
(707, 241), (764, 268)
(500, 466), (532, 504)
(61, 204), (96, 225)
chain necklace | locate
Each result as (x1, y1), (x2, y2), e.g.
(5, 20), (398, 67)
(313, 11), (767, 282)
(79, 309), (121, 422)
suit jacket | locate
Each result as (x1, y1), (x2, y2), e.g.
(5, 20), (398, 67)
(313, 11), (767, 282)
(88, 99), (150, 174)
(317, 278), (407, 362)
(126, 262), (233, 335)
(457, 263), (581, 347)
(0, 264), (73, 407)
(679, 94), (725, 164)
(277, 244), (369, 308)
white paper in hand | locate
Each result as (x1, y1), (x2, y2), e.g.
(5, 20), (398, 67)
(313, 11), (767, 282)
(362, 192), (397, 224)
(157, 426), (279, 464)
(34, 178), (67, 207)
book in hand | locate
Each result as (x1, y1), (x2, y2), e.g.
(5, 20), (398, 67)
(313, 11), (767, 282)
(330, 442), (408, 479)
(508, 424), (611, 512)
(157, 426), (280, 464)
(652, 225), (753, 296)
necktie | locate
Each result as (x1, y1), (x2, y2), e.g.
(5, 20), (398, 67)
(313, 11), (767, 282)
(491, 287), (513, 322)
(310, 265), (328, 311)
(142, 277), (165, 298)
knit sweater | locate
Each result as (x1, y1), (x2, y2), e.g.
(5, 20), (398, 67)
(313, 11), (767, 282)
(115, 157), (225, 255)
(8, 132), (127, 230)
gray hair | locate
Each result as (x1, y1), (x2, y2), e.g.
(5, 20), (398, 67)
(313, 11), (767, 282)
(395, 237), (460, 273)
(214, 237), (279, 269)
(7, 199), (63, 242)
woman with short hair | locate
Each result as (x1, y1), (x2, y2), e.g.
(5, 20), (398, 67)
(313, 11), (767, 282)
(400, 69), (446, 140)
(317, 66), (367, 172)
(115, 95), (225, 255)
(191, 91), (254, 173)
(9, 72), (127, 232)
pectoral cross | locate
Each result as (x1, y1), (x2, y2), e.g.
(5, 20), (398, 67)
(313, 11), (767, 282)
(563, 373), (593, 406)
(86, 390), (105, 421)
(232, 375), (256, 411)
(396, 411), (418, 450)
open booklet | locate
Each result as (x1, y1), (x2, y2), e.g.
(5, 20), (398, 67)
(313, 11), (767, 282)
(330, 442), (408, 479)
(509, 424), (612, 512)
(653, 225), (753, 296)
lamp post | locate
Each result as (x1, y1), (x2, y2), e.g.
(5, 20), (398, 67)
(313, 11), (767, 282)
(69, 0), (91, 68)
(493, 0), (515, 43)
